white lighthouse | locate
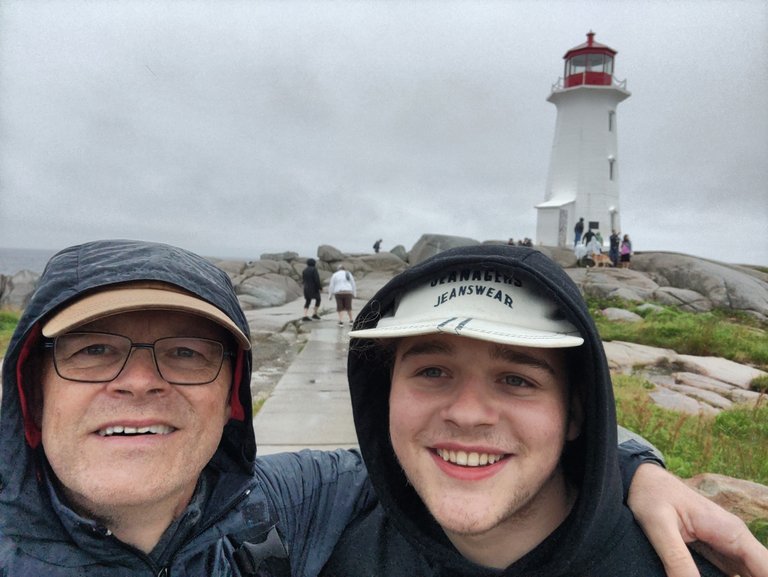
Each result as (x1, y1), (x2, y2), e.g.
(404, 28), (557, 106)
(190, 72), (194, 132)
(535, 31), (630, 248)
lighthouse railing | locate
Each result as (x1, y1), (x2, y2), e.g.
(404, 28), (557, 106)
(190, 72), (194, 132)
(551, 74), (628, 92)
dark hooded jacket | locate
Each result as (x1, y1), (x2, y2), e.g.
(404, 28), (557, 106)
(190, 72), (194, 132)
(0, 239), (373, 576)
(302, 259), (323, 298)
(322, 245), (721, 576)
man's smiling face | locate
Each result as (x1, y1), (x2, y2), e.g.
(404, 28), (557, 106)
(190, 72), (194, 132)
(39, 310), (233, 521)
(388, 333), (581, 556)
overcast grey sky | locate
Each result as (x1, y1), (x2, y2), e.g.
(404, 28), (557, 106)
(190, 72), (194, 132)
(1, 0), (766, 266)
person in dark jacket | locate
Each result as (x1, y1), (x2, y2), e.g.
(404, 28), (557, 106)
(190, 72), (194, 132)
(0, 239), (375, 576)
(609, 229), (621, 267)
(574, 217), (584, 246)
(322, 245), (764, 576)
(302, 258), (323, 321)
(2, 240), (763, 576)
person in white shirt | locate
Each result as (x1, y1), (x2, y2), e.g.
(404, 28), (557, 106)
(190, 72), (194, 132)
(328, 264), (357, 326)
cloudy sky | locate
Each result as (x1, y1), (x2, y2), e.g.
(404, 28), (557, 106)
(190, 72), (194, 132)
(1, 0), (766, 266)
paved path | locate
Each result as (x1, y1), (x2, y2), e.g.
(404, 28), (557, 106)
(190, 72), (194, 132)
(249, 272), (392, 455)
(253, 318), (358, 455)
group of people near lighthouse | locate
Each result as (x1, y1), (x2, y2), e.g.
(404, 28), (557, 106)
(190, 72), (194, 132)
(574, 217), (632, 268)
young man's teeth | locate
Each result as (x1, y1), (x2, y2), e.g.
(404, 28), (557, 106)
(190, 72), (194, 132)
(99, 425), (174, 436)
(436, 448), (503, 467)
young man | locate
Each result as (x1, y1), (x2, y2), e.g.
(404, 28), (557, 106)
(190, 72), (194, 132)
(1, 240), (763, 575)
(323, 244), (766, 576)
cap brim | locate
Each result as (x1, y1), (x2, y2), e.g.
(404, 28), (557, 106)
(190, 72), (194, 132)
(350, 317), (583, 348)
(42, 284), (251, 350)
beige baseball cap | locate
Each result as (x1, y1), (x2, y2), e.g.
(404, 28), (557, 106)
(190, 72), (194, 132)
(41, 281), (251, 349)
(349, 272), (583, 348)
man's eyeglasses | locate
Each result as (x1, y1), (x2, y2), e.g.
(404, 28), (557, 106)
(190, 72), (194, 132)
(43, 332), (235, 385)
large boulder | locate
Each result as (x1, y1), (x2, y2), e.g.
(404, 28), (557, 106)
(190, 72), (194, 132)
(260, 251), (300, 262)
(567, 268), (659, 302)
(213, 260), (248, 276)
(0, 270), (39, 311)
(357, 252), (408, 274)
(317, 244), (346, 262)
(243, 259), (294, 277)
(390, 245), (409, 262)
(652, 286), (712, 312)
(683, 473), (768, 524)
(541, 245), (579, 268)
(236, 273), (302, 309)
(632, 252), (768, 320)
(409, 234), (480, 265)
(675, 355), (767, 389)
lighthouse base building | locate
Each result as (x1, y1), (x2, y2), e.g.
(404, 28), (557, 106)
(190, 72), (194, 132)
(536, 32), (630, 248)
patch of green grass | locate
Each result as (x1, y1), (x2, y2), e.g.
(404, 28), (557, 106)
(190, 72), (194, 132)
(614, 375), (768, 544)
(588, 299), (768, 370)
(613, 374), (768, 484)
(748, 518), (768, 547)
(751, 374), (768, 394)
(0, 310), (20, 355)
(252, 397), (266, 416)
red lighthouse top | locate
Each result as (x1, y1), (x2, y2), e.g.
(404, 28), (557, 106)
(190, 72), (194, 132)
(562, 31), (617, 88)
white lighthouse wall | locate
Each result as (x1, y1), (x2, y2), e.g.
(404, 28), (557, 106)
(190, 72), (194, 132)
(536, 207), (563, 247)
(539, 86), (628, 246)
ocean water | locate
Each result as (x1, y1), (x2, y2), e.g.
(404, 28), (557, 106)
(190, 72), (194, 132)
(0, 247), (58, 276)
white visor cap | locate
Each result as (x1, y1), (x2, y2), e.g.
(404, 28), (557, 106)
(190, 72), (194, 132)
(350, 270), (584, 348)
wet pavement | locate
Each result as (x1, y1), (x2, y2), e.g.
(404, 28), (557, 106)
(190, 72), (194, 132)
(253, 318), (358, 455)
(250, 272), (392, 455)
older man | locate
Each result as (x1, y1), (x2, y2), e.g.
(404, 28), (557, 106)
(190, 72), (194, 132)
(0, 239), (372, 575)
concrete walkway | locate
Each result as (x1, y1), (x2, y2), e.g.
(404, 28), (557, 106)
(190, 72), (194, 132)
(249, 271), (392, 455)
(253, 318), (358, 455)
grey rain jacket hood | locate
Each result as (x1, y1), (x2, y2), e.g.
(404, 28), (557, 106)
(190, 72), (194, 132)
(331, 244), (720, 576)
(0, 239), (373, 576)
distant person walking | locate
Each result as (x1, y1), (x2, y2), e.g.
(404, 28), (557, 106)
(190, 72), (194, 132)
(301, 258), (323, 321)
(620, 234), (633, 268)
(373, 239), (382, 253)
(329, 264), (357, 326)
(574, 217), (585, 246)
(609, 230), (621, 267)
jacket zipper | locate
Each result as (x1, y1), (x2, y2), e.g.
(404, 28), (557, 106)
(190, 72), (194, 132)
(163, 485), (257, 572)
(85, 481), (256, 575)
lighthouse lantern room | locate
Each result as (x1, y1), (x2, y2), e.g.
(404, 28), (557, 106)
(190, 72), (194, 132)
(536, 31), (630, 248)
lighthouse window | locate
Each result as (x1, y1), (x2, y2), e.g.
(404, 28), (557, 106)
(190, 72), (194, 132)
(609, 111), (615, 132)
(608, 157), (616, 180)
(568, 55), (587, 76)
(587, 53), (604, 72)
